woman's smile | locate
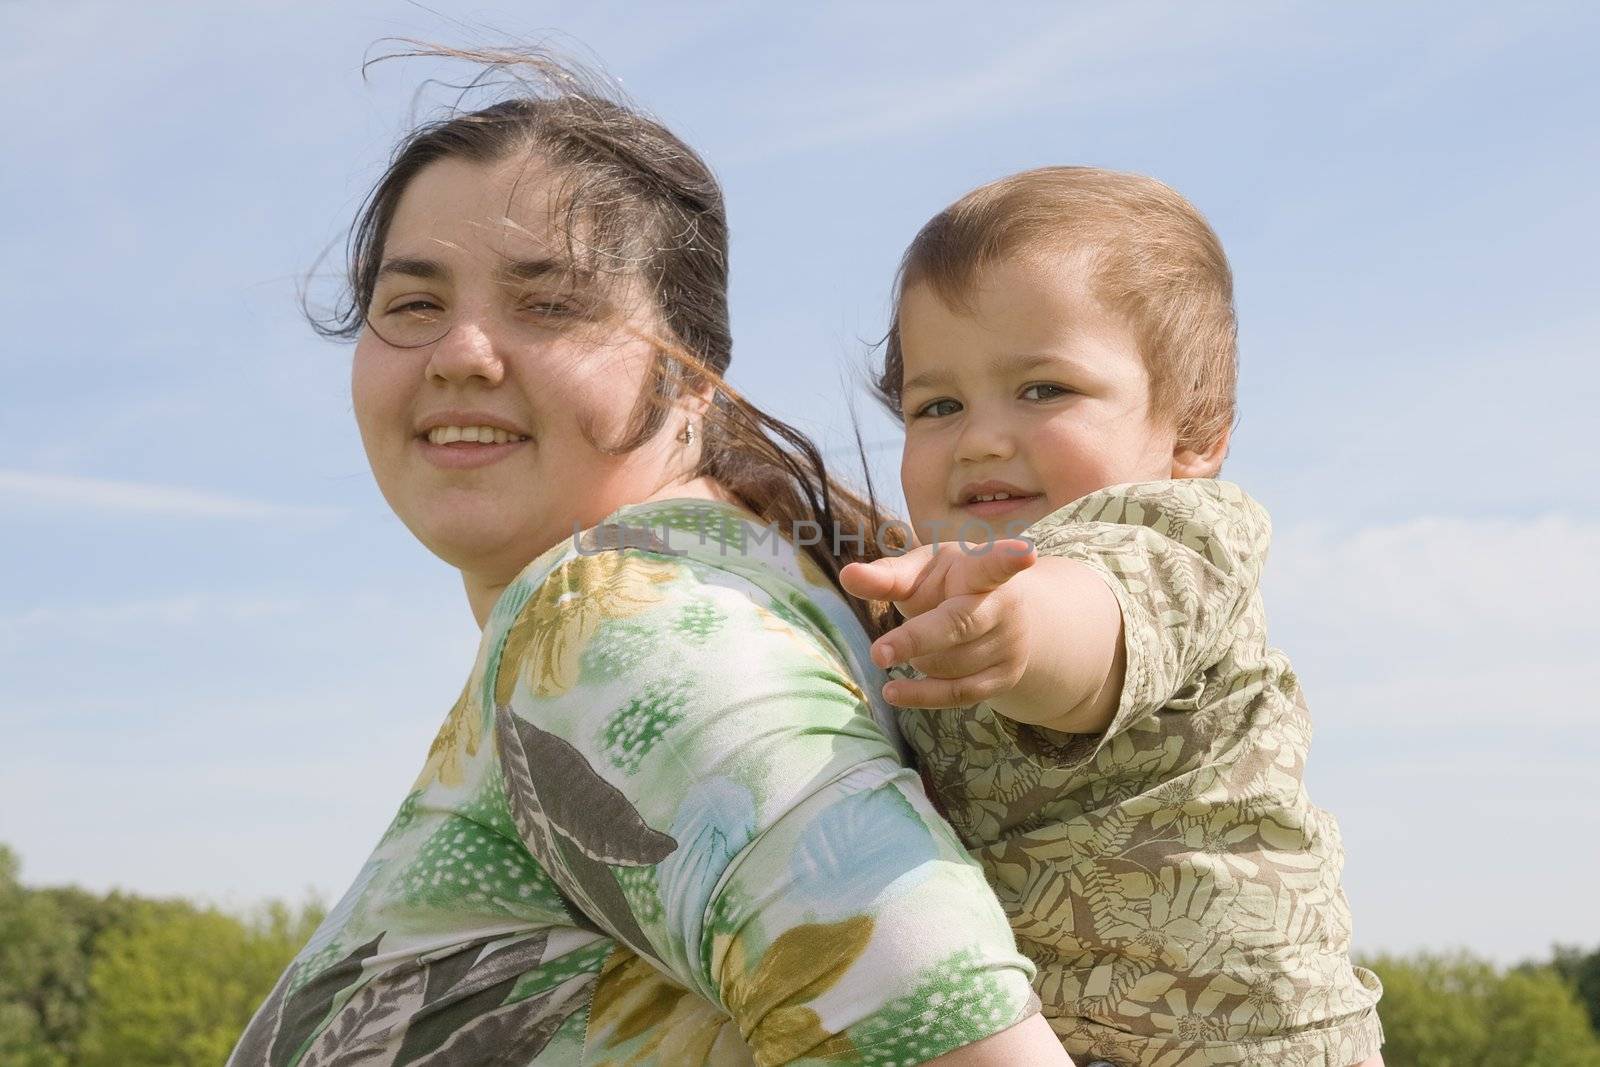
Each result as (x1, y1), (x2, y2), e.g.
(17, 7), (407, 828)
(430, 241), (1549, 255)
(414, 410), (533, 470)
(415, 431), (531, 469)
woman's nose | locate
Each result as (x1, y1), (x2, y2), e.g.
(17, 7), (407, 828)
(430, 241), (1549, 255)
(424, 316), (505, 386)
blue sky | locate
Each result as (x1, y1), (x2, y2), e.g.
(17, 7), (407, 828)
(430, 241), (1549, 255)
(2, 2), (1596, 963)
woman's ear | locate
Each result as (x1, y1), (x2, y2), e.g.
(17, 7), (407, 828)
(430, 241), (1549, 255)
(1171, 426), (1231, 478)
(684, 379), (718, 427)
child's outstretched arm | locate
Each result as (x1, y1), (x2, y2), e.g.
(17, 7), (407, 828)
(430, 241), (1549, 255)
(839, 542), (1126, 733)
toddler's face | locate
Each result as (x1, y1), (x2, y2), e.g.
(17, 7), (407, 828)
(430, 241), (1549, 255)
(897, 251), (1180, 546)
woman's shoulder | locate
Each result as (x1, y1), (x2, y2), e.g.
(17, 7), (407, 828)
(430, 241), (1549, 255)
(482, 496), (903, 757)
(489, 498), (865, 657)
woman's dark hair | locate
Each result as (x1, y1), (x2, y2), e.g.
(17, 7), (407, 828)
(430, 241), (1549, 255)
(315, 43), (903, 635)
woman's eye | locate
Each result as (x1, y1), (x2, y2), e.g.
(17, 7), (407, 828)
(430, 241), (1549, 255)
(385, 299), (442, 316)
(519, 297), (579, 319)
(912, 398), (960, 419)
(1021, 383), (1070, 401)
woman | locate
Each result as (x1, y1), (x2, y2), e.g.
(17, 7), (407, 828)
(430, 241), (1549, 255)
(227, 47), (1072, 1066)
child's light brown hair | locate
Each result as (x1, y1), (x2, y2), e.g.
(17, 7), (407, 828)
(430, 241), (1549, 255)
(873, 166), (1237, 457)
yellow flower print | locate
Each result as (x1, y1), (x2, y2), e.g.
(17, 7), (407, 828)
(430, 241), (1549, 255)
(970, 753), (1042, 806)
(794, 546), (832, 590)
(588, 947), (748, 1065)
(1100, 868), (1215, 971)
(719, 916), (870, 1065)
(752, 602), (865, 704)
(1178, 809), (1260, 884)
(496, 552), (679, 706)
(1224, 969), (1296, 1033)
(1147, 986), (1230, 1045)
(413, 685), (480, 791)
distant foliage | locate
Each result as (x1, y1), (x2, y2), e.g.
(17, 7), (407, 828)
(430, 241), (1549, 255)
(1362, 950), (1600, 1067)
(1548, 944), (1600, 1034)
(7, 842), (1600, 1064)
(1, 845), (322, 1067)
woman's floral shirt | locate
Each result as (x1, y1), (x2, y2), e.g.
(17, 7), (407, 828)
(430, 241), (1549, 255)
(227, 498), (1038, 1067)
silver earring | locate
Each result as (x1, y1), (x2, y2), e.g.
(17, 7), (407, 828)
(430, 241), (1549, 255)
(678, 421), (696, 445)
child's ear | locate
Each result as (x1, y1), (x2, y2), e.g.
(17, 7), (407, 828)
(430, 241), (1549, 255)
(1170, 426), (1231, 479)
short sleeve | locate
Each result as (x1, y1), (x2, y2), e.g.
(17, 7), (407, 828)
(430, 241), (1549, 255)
(1022, 479), (1272, 742)
(488, 546), (1038, 1066)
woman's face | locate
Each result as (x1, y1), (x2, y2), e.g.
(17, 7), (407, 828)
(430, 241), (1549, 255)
(352, 154), (682, 589)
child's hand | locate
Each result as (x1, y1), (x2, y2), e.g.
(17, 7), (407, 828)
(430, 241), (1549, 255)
(838, 539), (1038, 709)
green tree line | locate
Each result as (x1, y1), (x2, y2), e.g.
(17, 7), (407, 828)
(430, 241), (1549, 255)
(1, 845), (322, 1066)
(5, 843), (1600, 1064)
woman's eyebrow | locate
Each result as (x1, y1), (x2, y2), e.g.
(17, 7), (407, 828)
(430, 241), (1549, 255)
(375, 257), (445, 282)
(501, 257), (577, 283)
(374, 257), (576, 285)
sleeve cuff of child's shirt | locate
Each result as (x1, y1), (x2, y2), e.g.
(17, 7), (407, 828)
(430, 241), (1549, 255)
(889, 557), (1165, 774)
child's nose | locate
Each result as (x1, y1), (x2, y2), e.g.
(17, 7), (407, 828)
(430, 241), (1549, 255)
(954, 418), (1014, 462)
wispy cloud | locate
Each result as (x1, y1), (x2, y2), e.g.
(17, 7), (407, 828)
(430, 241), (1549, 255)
(0, 470), (343, 520)
(0, 594), (309, 633)
(1265, 512), (1600, 729)
(1258, 511), (1600, 959)
(721, 4), (1272, 165)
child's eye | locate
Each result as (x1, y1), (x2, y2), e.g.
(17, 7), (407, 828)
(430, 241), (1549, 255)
(911, 398), (961, 419)
(1021, 383), (1071, 401)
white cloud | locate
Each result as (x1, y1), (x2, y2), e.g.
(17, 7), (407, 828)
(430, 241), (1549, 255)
(1260, 512), (1600, 959)
(0, 470), (344, 520)
(1262, 512), (1597, 738)
(720, 4), (1287, 165)
(0, 594), (309, 632)
(1268, 513), (1596, 653)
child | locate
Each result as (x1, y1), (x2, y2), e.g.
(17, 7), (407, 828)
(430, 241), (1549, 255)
(841, 167), (1384, 1067)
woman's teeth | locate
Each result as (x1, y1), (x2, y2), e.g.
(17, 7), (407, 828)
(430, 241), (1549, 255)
(973, 492), (1017, 502)
(426, 425), (529, 445)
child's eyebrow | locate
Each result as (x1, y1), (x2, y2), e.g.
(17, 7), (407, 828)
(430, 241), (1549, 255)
(903, 353), (1068, 393)
(992, 353), (1082, 378)
(900, 368), (944, 393)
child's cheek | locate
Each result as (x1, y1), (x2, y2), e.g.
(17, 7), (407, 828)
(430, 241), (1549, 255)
(1032, 424), (1124, 503)
(900, 447), (950, 539)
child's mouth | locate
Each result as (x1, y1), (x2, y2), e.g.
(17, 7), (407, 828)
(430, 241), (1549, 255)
(958, 493), (1043, 520)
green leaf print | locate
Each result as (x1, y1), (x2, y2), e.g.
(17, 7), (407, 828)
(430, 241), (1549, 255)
(599, 679), (689, 773)
(298, 966), (427, 1065)
(396, 972), (593, 1065)
(251, 932), (383, 1067)
(495, 708), (677, 962)
(500, 710), (677, 867)
(847, 947), (1019, 1067)
(389, 934), (552, 1063)
(671, 596), (726, 642)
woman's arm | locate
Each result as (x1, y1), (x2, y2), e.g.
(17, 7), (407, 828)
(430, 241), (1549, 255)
(926, 1013), (1076, 1066)
(488, 546), (1068, 1065)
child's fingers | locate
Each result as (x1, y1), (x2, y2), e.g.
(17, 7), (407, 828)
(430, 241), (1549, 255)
(870, 595), (997, 669)
(954, 538), (1037, 594)
(882, 665), (1018, 710)
(838, 547), (935, 604)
